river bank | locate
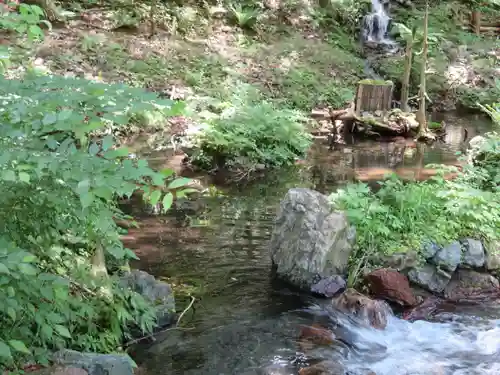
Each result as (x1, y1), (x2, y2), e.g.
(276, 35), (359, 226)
(118, 111), (500, 375)
(1, 1), (499, 374)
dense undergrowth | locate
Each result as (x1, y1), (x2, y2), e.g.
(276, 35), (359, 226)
(331, 106), (500, 284)
(3, 0), (499, 174)
(0, 0), (499, 370)
(0, 6), (198, 372)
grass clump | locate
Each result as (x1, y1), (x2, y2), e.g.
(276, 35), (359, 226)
(330, 129), (500, 278)
(187, 83), (312, 176)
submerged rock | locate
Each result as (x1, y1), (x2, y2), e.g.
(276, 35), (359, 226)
(120, 270), (175, 327)
(298, 360), (345, 375)
(299, 324), (336, 347)
(407, 264), (452, 293)
(331, 288), (391, 330)
(402, 296), (443, 322)
(461, 238), (485, 268)
(444, 269), (500, 301)
(365, 268), (418, 307)
(431, 241), (462, 272)
(53, 350), (134, 375)
(269, 188), (355, 290)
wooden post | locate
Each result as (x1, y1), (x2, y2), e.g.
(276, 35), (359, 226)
(471, 10), (481, 35)
(355, 80), (394, 116)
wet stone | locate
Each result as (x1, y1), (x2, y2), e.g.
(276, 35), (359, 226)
(298, 360), (345, 375)
(431, 241), (461, 272)
(310, 275), (346, 298)
(461, 238), (485, 268)
(444, 269), (499, 301)
(52, 350), (134, 375)
(421, 241), (441, 259)
(365, 268), (418, 307)
(408, 264), (452, 293)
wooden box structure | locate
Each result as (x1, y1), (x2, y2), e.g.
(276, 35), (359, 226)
(354, 80), (394, 116)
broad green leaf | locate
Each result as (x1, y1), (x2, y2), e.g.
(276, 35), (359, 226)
(93, 186), (113, 200)
(6, 307), (15, 321)
(80, 192), (95, 208)
(160, 168), (174, 178)
(106, 246), (126, 259)
(167, 177), (192, 190)
(103, 147), (129, 159)
(162, 192), (174, 211)
(89, 142), (100, 156)
(9, 340), (30, 354)
(176, 188), (201, 198)
(22, 254), (37, 263)
(1, 170), (16, 181)
(54, 324), (72, 339)
(18, 263), (37, 276)
(18, 172), (30, 183)
(77, 179), (90, 195)
(42, 112), (57, 126)
(0, 341), (12, 359)
(149, 190), (162, 206)
(102, 135), (114, 151)
(0, 263), (10, 274)
(41, 324), (53, 339)
(58, 109), (72, 121)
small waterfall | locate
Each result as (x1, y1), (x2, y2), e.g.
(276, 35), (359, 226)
(361, 0), (394, 45)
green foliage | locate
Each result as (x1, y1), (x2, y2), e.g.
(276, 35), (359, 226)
(0, 73), (192, 370)
(229, 4), (262, 29)
(0, 4), (50, 41)
(330, 141), (500, 274)
(480, 101), (500, 126)
(458, 80), (500, 109)
(188, 84), (312, 174)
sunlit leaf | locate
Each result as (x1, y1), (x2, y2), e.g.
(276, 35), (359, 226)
(9, 340), (30, 354)
(167, 177), (191, 190)
(162, 192), (174, 211)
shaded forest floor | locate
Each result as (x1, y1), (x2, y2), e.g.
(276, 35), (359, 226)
(33, 8), (364, 112)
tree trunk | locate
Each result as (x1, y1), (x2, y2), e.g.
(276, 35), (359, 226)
(400, 42), (413, 112)
(149, 0), (157, 37)
(416, 1), (429, 136)
(471, 10), (481, 35)
(91, 243), (108, 279)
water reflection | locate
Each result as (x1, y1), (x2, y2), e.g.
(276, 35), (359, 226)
(124, 113), (496, 375)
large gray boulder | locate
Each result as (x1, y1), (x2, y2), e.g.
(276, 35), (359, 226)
(431, 241), (462, 272)
(120, 270), (175, 327)
(407, 264), (452, 293)
(53, 350), (134, 375)
(485, 240), (500, 271)
(461, 238), (485, 268)
(269, 188), (355, 292)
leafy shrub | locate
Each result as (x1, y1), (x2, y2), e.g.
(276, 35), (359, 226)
(0, 74), (191, 370)
(188, 84), (312, 175)
(330, 155), (500, 277)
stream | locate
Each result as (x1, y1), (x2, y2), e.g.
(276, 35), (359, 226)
(123, 113), (498, 375)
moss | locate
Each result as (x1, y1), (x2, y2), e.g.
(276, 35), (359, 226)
(358, 79), (393, 86)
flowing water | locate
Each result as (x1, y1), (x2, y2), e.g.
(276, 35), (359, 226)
(124, 113), (498, 375)
(361, 0), (394, 45)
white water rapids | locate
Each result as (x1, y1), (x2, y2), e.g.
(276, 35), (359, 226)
(264, 302), (500, 375)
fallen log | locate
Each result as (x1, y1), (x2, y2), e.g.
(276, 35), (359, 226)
(310, 107), (418, 137)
